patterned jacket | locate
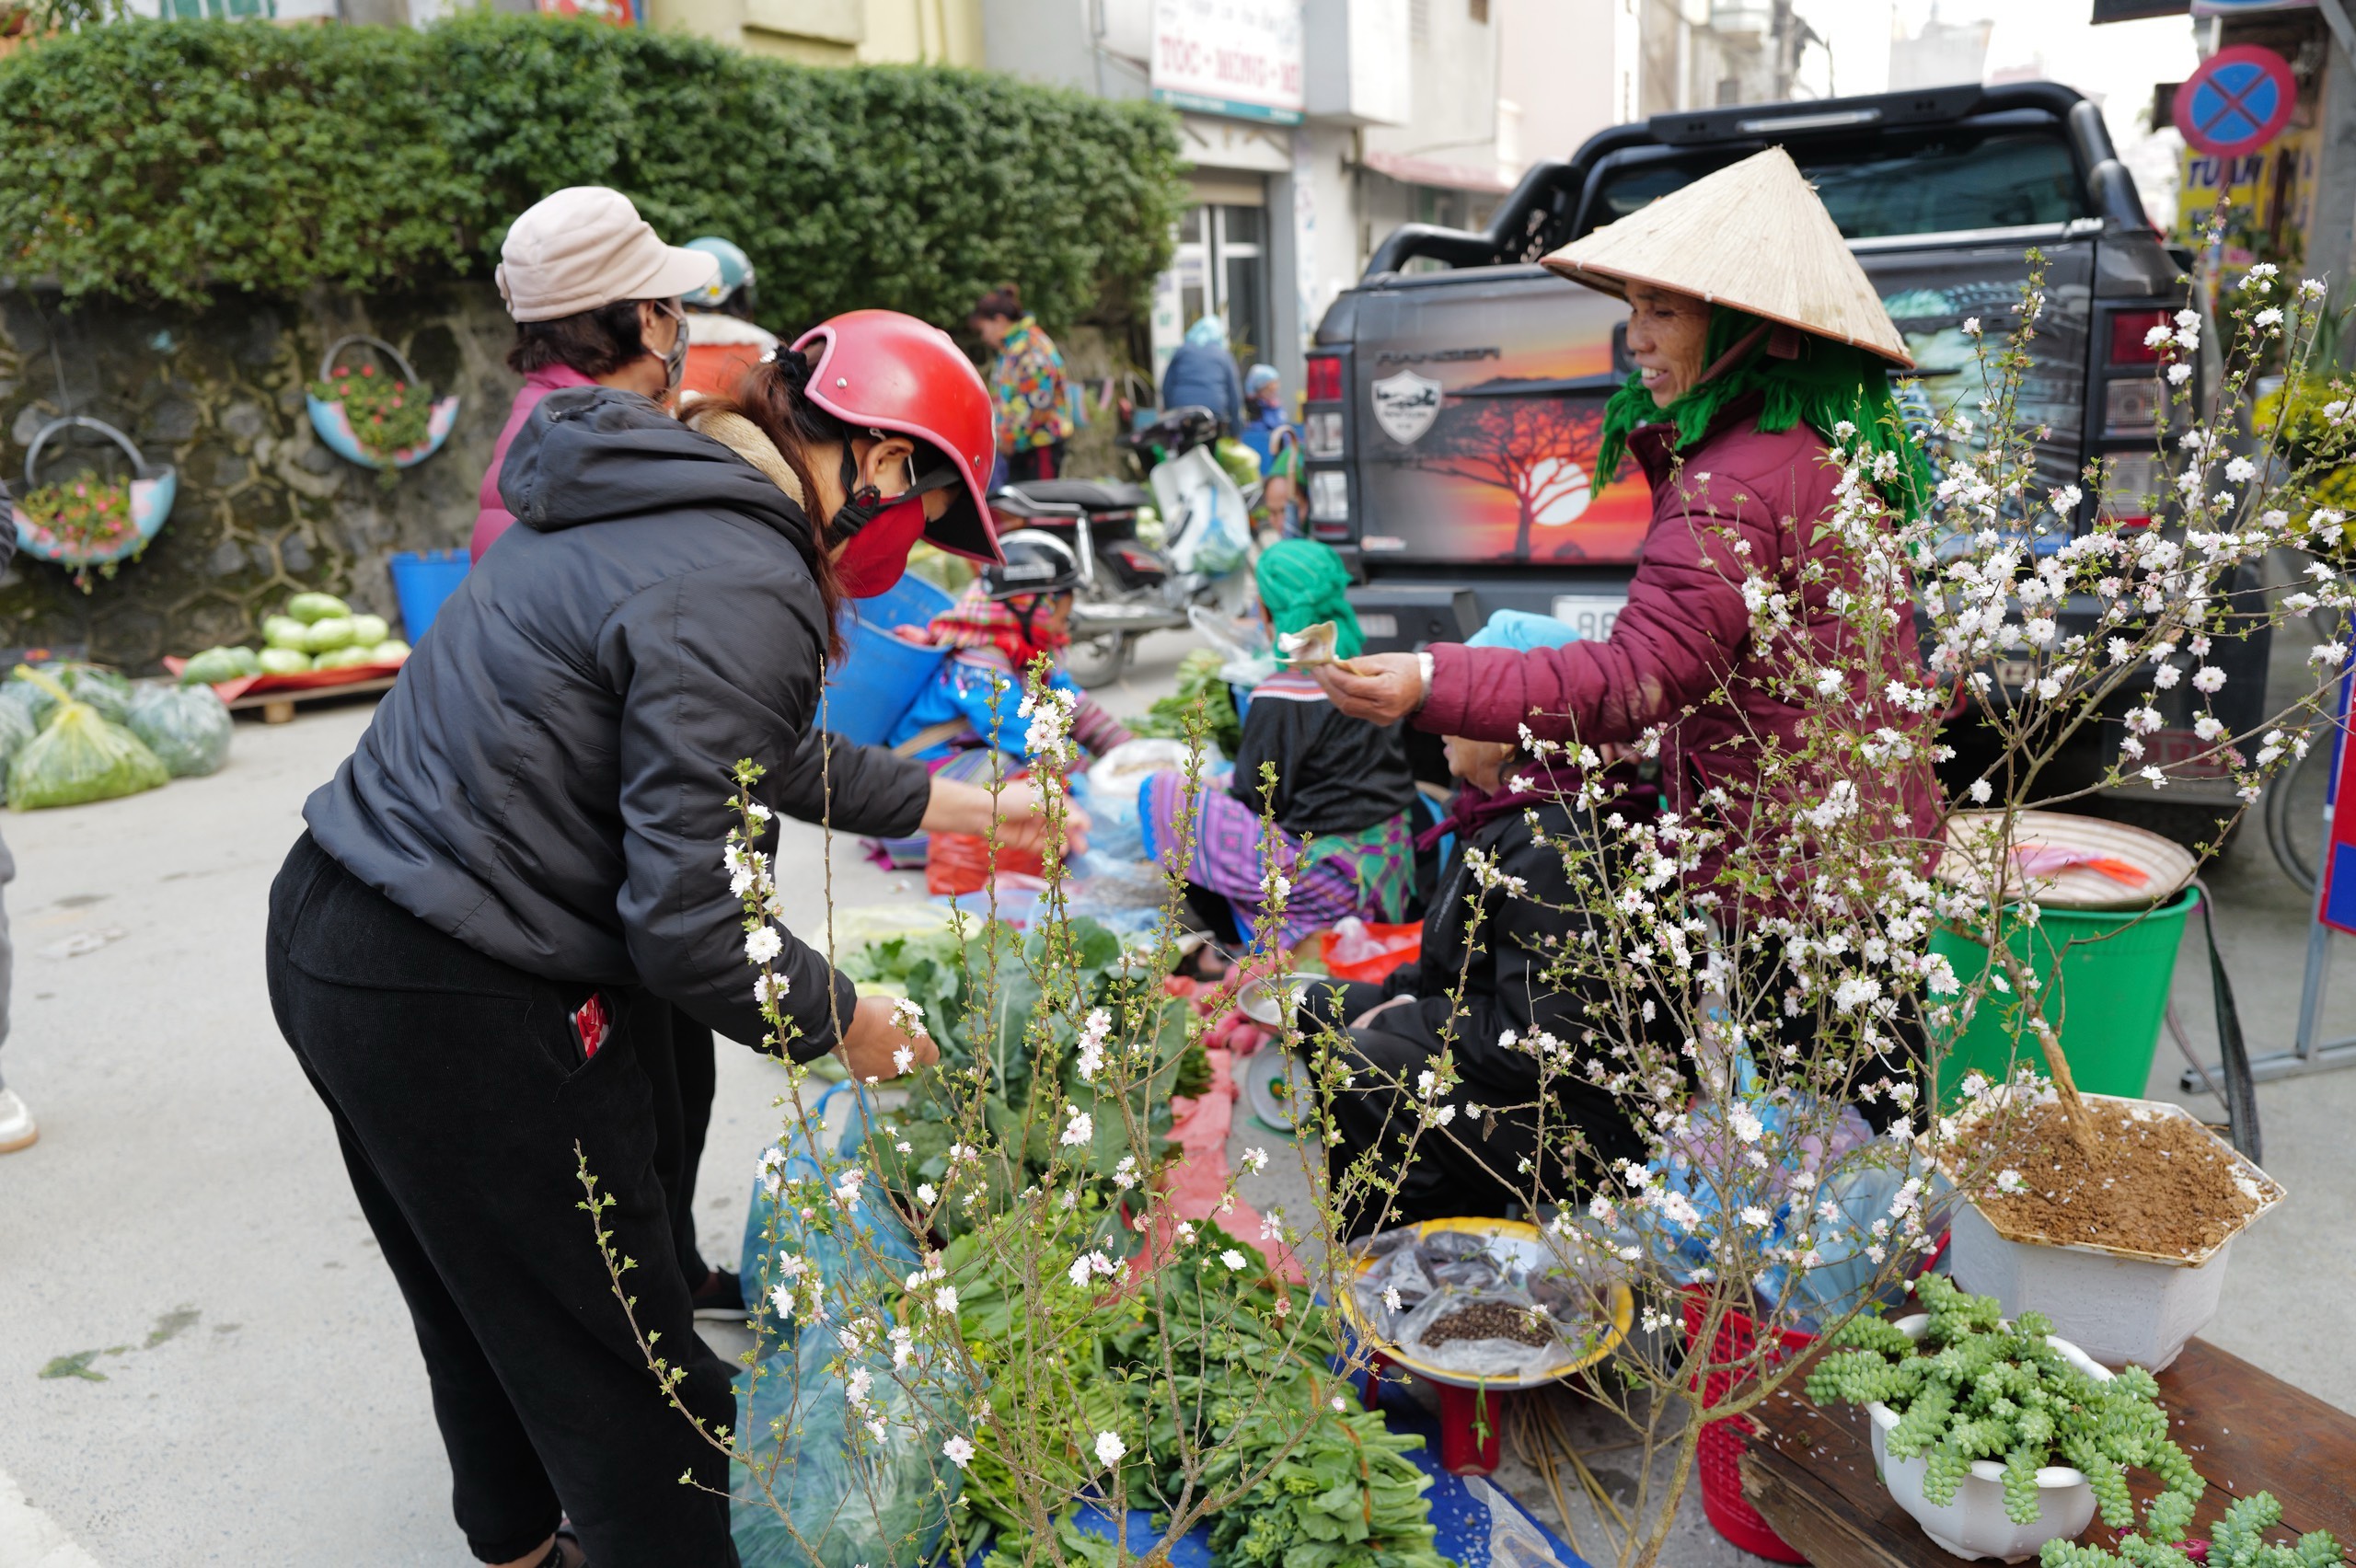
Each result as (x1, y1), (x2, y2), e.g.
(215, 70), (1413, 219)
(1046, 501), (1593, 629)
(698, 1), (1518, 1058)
(987, 317), (1075, 454)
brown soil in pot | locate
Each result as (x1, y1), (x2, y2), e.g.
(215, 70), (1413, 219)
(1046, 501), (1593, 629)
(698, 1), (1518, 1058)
(1967, 1099), (2261, 1259)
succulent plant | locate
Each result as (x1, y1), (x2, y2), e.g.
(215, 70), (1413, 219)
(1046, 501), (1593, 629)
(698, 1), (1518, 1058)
(1806, 1274), (2201, 1527)
(2038, 1489), (2340, 1568)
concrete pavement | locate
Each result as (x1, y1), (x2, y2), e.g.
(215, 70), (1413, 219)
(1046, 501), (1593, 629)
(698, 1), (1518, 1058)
(1, 624), (2350, 1564)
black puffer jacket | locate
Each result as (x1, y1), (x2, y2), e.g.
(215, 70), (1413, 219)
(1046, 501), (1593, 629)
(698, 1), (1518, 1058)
(305, 387), (929, 1058)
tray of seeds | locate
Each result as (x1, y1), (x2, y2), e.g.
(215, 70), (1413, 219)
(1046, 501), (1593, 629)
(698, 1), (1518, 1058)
(1339, 1216), (1633, 1387)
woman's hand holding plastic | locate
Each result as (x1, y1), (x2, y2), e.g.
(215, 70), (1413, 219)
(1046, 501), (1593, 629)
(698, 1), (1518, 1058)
(1313, 652), (1425, 725)
(836, 993), (940, 1082)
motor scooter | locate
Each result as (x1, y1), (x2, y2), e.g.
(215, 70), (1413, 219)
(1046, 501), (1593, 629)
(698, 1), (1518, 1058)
(989, 405), (1260, 686)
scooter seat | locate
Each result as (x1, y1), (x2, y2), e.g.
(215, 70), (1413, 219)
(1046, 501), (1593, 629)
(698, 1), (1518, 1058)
(1007, 478), (1155, 513)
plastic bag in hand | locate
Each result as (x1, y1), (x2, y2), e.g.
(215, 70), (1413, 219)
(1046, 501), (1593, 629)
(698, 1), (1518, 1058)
(126, 683), (233, 778)
(7, 670), (167, 810)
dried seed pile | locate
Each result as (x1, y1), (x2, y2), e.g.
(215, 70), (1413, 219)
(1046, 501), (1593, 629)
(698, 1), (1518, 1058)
(1421, 1301), (1559, 1348)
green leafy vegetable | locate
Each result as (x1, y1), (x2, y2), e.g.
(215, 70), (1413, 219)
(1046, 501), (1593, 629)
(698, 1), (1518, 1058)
(944, 1217), (1446, 1568)
(1126, 648), (1242, 758)
(843, 916), (1207, 1238)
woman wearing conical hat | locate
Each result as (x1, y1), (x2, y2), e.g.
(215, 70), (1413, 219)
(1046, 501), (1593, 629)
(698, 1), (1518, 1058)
(1315, 148), (1940, 1093)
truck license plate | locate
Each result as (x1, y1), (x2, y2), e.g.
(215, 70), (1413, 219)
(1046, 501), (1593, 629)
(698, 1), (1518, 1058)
(1550, 594), (1627, 642)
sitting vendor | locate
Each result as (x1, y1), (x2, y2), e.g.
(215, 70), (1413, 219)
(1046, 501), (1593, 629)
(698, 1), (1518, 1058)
(885, 529), (1134, 778)
(1144, 539), (1418, 955)
(1309, 611), (1645, 1239)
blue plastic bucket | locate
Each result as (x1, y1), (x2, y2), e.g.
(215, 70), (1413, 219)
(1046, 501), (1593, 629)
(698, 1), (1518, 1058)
(388, 549), (471, 642)
(846, 573), (954, 636)
(821, 618), (949, 744)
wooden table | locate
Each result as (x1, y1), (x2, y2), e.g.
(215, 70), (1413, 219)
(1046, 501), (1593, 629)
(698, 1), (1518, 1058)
(1738, 1338), (2356, 1565)
(225, 674), (398, 724)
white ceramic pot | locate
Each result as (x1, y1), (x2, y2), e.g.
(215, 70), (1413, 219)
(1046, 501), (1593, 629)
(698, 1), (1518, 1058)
(1944, 1094), (2284, 1371)
(1866, 1315), (2109, 1562)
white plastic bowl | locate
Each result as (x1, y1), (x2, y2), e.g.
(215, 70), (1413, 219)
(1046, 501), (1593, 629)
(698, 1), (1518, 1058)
(1866, 1315), (2110, 1562)
(1944, 1093), (2284, 1371)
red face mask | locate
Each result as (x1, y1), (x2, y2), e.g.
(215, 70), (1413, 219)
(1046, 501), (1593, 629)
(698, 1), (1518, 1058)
(829, 493), (930, 598)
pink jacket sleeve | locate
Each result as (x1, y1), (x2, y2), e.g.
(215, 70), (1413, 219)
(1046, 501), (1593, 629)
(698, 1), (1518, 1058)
(1418, 474), (1771, 744)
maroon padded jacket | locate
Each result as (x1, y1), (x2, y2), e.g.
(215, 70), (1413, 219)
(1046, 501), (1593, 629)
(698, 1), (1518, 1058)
(1416, 394), (1939, 905)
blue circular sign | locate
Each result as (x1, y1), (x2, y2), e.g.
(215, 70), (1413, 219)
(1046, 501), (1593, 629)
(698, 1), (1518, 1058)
(2173, 46), (2296, 158)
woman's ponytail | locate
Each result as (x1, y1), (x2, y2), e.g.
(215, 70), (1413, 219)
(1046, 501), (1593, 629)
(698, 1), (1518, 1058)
(699, 350), (853, 663)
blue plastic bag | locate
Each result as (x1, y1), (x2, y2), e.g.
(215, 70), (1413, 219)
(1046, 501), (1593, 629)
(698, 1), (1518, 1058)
(733, 1083), (966, 1568)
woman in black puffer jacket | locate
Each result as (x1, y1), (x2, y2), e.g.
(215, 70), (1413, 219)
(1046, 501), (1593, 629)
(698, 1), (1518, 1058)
(267, 275), (1025, 1562)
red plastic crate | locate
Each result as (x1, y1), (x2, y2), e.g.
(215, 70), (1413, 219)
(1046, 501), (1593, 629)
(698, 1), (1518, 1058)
(1680, 1288), (1815, 1562)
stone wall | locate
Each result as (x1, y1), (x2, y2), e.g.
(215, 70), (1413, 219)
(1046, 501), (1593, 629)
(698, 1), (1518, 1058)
(0, 282), (519, 672)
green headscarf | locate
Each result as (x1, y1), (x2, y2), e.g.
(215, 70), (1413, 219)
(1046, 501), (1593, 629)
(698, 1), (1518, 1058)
(1255, 538), (1364, 660)
(1595, 305), (1933, 514)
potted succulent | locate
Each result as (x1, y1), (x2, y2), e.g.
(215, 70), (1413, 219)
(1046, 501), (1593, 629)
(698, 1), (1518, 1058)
(1939, 1084), (2284, 1370)
(9, 416), (177, 592)
(1806, 1274), (2201, 1563)
(306, 335), (458, 483)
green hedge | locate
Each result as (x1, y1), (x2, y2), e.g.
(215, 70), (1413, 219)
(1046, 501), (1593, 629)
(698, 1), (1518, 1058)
(0, 15), (1185, 333)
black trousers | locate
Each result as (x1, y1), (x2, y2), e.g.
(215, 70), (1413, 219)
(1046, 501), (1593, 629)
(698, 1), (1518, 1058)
(635, 997), (717, 1288)
(1006, 441), (1065, 482)
(266, 833), (739, 1567)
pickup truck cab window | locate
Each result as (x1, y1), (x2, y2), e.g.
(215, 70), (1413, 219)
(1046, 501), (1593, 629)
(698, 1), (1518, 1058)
(1588, 129), (2091, 242)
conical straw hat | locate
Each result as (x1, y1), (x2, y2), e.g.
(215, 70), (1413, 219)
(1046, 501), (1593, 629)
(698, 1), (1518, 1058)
(1541, 146), (1912, 369)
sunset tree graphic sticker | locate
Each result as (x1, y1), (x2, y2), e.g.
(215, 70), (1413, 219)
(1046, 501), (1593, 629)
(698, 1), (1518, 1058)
(1411, 383), (1609, 561)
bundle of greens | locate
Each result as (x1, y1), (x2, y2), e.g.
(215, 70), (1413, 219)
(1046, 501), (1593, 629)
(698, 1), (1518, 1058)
(1806, 1274), (2200, 1528)
(943, 1216), (1446, 1568)
(1125, 647), (1243, 758)
(840, 916), (1208, 1239)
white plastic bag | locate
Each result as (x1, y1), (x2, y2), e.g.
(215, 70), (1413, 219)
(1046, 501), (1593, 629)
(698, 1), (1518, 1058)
(1152, 445), (1253, 577)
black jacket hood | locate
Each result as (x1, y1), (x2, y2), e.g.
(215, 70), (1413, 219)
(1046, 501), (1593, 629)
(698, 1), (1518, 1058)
(501, 386), (818, 560)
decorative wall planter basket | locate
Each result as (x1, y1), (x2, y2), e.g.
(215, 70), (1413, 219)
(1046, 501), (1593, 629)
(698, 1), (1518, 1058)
(10, 416), (177, 589)
(305, 335), (458, 472)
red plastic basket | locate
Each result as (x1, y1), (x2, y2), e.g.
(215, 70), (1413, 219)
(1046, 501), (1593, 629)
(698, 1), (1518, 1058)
(1680, 1287), (1815, 1563)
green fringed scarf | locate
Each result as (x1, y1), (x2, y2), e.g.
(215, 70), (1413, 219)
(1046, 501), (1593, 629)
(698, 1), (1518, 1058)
(1595, 305), (1933, 514)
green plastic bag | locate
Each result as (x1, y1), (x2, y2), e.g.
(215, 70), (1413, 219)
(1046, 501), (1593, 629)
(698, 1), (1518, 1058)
(126, 683), (233, 778)
(13, 662), (133, 728)
(7, 669), (168, 810)
(0, 699), (34, 800)
(1215, 435), (1263, 489)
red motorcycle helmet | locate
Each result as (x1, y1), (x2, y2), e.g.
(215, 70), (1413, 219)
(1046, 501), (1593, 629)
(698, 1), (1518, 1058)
(791, 310), (1002, 563)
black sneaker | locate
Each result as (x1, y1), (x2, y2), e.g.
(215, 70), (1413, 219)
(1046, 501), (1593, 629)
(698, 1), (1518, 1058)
(690, 1266), (745, 1322)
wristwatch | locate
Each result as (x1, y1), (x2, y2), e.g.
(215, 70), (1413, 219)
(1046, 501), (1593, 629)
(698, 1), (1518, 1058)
(1415, 651), (1434, 707)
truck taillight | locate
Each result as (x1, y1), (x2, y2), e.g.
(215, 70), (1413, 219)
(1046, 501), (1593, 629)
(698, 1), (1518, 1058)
(2104, 378), (2161, 436)
(2108, 309), (2173, 365)
(1304, 410), (1345, 459)
(1309, 470), (1349, 522)
(2102, 452), (2159, 528)
(1305, 354), (1344, 402)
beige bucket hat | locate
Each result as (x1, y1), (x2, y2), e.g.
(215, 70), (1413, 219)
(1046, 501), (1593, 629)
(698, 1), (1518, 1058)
(496, 187), (722, 324)
(1541, 146), (1912, 369)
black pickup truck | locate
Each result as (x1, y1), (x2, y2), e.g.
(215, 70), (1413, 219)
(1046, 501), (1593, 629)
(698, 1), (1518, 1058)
(1299, 81), (2264, 823)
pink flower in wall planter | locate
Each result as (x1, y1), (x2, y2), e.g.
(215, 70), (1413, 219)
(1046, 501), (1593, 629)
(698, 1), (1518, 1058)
(305, 335), (459, 475)
(9, 416), (177, 592)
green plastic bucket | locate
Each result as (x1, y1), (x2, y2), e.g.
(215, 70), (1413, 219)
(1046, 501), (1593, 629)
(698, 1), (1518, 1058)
(1926, 885), (2200, 1104)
